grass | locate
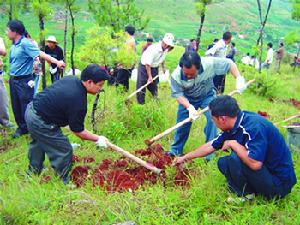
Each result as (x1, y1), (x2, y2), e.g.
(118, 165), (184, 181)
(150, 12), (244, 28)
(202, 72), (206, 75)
(0, 44), (300, 224)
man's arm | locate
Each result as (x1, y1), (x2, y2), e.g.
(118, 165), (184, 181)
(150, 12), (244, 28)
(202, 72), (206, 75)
(161, 61), (166, 74)
(174, 142), (215, 164)
(73, 129), (99, 142)
(145, 64), (153, 83)
(0, 38), (6, 56)
(39, 51), (65, 69)
(229, 61), (242, 78)
(222, 140), (263, 170)
(177, 96), (190, 109)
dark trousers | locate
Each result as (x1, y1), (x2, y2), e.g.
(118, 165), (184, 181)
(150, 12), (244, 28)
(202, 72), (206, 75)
(213, 75), (226, 94)
(50, 70), (61, 84)
(25, 102), (73, 184)
(217, 152), (295, 199)
(136, 63), (159, 104)
(9, 75), (34, 134)
(116, 68), (131, 91)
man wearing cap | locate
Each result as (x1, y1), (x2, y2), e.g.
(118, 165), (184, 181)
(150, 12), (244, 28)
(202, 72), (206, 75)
(136, 33), (174, 104)
(25, 64), (110, 184)
(45, 35), (64, 83)
(169, 51), (247, 160)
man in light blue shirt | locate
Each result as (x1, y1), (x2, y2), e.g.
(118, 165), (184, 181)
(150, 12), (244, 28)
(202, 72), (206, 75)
(7, 20), (65, 138)
(169, 51), (246, 159)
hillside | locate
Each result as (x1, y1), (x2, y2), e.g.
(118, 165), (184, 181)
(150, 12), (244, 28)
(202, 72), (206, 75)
(0, 0), (298, 54)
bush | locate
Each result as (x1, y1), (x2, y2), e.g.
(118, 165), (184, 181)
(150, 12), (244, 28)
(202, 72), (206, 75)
(246, 71), (279, 98)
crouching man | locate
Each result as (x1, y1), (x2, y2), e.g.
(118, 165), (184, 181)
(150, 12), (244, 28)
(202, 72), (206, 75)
(174, 96), (297, 199)
(25, 64), (109, 184)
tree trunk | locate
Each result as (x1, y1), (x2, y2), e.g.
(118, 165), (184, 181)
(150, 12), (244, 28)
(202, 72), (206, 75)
(63, 1), (68, 77)
(258, 30), (263, 73)
(196, 13), (205, 51)
(39, 13), (46, 89)
(68, 2), (75, 76)
(9, 0), (13, 21)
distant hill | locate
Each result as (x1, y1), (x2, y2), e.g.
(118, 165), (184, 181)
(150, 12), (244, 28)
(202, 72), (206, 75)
(137, 0), (299, 51)
(0, 0), (298, 53)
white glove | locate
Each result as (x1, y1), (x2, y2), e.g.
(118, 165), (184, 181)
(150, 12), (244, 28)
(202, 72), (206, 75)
(49, 66), (58, 74)
(95, 136), (108, 149)
(187, 105), (199, 121)
(236, 76), (247, 93)
(27, 80), (35, 88)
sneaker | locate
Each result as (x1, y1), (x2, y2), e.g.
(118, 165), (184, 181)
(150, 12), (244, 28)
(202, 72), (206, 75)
(12, 128), (28, 139)
(226, 193), (255, 204)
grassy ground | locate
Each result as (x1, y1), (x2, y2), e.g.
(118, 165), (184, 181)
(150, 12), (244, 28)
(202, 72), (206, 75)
(0, 42), (300, 224)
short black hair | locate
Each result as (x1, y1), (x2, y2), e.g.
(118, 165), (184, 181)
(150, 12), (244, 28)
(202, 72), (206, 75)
(7, 20), (25, 35)
(146, 38), (153, 42)
(125, 25), (135, 36)
(81, 64), (110, 83)
(223, 31), (232, 41)
(267, 42), (273, 48)
(246, 52), (250, 56)
(213, 38), (219, 42)
(280, 42), (284, 47)
(190, 39), (195, 42)
(179, 51), (203, 73)
(231, 42), (235, 47)
(209, 96), (241, 118)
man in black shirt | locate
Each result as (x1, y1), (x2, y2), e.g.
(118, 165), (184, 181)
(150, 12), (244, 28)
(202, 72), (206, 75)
(45, 36), (64, 83)
(25, 64), (109, 183)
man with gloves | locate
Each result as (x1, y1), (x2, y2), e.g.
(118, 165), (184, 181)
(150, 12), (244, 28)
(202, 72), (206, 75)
(25, 64), (109, 184)
(169, 51), (247, 159)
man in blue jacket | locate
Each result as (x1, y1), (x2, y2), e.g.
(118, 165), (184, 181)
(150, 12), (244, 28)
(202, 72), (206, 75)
(174, 96), (297, 199)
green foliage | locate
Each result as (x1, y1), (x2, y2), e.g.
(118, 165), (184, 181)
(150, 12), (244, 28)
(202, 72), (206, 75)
(88, 0), (150, 32)
(0, 0), (20, 20)
(194, 0), (212, 16)
(249, 74), (279, 98)
(285, 29), (300, 55)
(31, 0), (51, 18)
(291, 0), (300, 20)
(76, 27), (137, 69)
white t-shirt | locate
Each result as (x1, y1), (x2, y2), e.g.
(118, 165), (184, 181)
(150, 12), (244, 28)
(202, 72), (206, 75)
(265, 48), (274, 64)
(141, 42), (168, 68)
(205, 39), (227, 58)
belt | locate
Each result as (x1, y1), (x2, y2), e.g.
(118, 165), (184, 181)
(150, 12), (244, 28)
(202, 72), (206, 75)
(11, 74), (33, 80)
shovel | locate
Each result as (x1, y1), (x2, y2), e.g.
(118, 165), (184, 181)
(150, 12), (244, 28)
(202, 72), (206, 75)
(105, 140), (162, 174)
(274, 113), (300, 126)
(144, 79), (255, 146)
(125, 75), (159, 104)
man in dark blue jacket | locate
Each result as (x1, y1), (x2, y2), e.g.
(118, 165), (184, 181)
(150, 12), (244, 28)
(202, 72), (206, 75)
(174, 95), (297, 199)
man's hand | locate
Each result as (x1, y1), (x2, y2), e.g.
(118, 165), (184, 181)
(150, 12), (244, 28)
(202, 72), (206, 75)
(221, 140), (237, 152)
(236, 76), (247, 93)
(95, 136), (108, 149)
(187, 104), (199, 121)
(147, 76), (153, 84)
(56, 60), (65, 69)
(172, 156), (185, 165)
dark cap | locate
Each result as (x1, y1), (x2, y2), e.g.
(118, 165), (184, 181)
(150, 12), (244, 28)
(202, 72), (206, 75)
(81, 64), (110, 83)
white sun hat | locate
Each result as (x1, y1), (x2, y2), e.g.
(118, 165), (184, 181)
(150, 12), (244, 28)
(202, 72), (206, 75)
(46, 35), (58, 43)
(163, 33), (175, 47)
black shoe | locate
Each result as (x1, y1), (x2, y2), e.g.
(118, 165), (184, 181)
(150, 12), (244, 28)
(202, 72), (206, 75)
(12, 129), (28, 139)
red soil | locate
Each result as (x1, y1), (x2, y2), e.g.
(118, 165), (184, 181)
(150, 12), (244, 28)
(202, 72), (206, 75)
(71, 144), (190, 192)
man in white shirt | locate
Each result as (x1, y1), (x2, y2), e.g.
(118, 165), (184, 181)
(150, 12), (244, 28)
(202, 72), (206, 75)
(136, 33), (174, 104)
(241, 53), (251, 65)
(205, 31), (232, 93)
(262, 43), (273, 69)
